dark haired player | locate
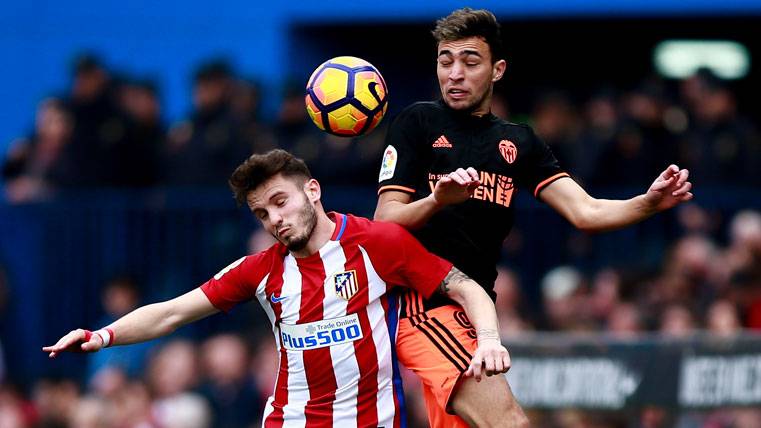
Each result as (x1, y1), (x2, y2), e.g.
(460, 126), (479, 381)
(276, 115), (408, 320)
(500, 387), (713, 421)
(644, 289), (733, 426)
(44, 149), (510, 427)
(375, 7), (694, 428)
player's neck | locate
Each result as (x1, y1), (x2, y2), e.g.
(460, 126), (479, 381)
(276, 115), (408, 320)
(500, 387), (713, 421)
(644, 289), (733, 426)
(291, 211), (336, 258)
(470, 90), (493, 117)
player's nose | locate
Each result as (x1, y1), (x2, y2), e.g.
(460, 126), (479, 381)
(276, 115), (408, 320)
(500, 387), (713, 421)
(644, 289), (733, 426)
(449, 62), (465, 81)
(269, 211), (283, 227)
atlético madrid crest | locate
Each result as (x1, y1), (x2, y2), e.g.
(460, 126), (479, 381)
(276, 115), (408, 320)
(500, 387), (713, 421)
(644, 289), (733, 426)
(334, 270), (359, 300)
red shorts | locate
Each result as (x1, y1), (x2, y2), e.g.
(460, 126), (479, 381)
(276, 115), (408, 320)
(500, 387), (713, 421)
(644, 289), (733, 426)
(396, 305), (477, 428)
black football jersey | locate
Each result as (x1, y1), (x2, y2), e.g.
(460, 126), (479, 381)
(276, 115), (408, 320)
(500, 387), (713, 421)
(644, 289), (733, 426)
(377, 100), (569, 316)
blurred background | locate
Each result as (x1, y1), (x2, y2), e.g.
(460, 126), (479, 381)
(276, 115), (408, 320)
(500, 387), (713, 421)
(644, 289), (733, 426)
(1, 1), (761, 427)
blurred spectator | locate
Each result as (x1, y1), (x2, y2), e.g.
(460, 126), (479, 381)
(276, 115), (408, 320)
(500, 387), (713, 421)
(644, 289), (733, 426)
(494, 266), (533, 335)
(165, 60), (249, 186)
(591, 81), (677, 187)
(114, 78), (163, 186)
(589, 268), (622, 325)
(723, 210), (761, 329)
(541, 265), (592, 331)
(659, 304), (697, 338)
(274, 83), (323, 159)
(199, 334), (262, 428)
(0, 383), (34, 428)
(115, 381), (157, 427)
(70, 395), (111, 428)
(148, 340), (211, 428)
(678, 70), (761, 186)
(2, 98), (76, 202)
(148, 340), (201, 398)
(32, 377), (80, 428)
(230, 78), (279, 156)
(575, 89), (620, 183)
(531, 91), (582, 173)
(648, 235), (721, 312)
(153, 392), (211, 428)
(87, 276), (152, 380)
(230, 78), (262, 123)
(66, 54), (133, 187)
(639, 406), (673, 428)
(606, 302), (644, 338)
(706, 300), (742, 337)
(676, 203), (717, 236)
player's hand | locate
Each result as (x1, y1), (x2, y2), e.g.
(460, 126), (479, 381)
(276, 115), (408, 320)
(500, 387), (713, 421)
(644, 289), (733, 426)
(432, 167), (480, 207)
(464, 338), (511, 382)
(42, 329), (104, 358)
(643, 164), (693, 212)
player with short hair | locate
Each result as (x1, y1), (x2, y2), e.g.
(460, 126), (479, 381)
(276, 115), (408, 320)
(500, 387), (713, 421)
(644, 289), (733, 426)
(44, 149), (510, 427)
(375, 7), (693, 427)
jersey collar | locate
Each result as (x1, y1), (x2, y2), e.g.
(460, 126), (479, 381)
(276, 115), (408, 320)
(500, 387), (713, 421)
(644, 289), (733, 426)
(437, 99), (496, 126)
(328, 212), (347, 241)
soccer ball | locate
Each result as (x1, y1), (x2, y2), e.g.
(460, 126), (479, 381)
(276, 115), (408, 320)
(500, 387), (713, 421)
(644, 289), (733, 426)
(305, 56), (388, 137)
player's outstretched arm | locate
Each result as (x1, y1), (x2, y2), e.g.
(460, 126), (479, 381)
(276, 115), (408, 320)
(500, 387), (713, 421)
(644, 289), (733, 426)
(437, 267), (510, 382)
(375, 167), (480, 229)
(42, 288), (218, 358)
(540, 164), (693, 233)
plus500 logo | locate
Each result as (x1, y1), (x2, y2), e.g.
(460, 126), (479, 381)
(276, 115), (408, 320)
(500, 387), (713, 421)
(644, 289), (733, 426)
(279, 313), (364, 351)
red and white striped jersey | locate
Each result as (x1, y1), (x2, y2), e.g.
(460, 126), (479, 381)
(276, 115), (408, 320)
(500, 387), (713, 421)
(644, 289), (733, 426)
(200, 212), (452, 428)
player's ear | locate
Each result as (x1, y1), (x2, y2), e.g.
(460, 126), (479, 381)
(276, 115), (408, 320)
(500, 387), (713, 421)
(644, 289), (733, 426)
(304, 179), (321, 202)
(492, 59), (507, 82)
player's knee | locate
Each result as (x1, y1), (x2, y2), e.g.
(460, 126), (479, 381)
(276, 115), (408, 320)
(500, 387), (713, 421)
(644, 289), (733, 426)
(490, 405), (530, 428)
(511, 411), (531, 428)
(452, 398), (527, 427)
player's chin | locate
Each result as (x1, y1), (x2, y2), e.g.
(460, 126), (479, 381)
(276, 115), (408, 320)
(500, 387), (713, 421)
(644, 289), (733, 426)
(444, 97), (476, 111)
(284, 235), (310, 252)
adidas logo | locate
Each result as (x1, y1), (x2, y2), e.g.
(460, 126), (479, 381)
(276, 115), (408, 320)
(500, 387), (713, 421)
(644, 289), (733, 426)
(432, 136), (453, 148)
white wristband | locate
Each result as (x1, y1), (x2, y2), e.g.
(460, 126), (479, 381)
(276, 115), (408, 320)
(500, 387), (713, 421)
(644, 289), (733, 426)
(93, 329), (112, 347)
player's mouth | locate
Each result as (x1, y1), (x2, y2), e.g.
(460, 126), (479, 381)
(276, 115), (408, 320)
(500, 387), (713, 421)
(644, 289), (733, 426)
(447, 88), (469, 100)
(277, 226), (291, 238)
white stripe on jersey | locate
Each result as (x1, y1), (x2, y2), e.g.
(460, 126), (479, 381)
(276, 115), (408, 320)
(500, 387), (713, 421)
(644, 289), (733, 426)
(280, 254), (308, 428)
(254, 274), (274, 340)
(261, 397), (275, 428)
(319, 240), (361, 427)
(359, 245), (397, 427)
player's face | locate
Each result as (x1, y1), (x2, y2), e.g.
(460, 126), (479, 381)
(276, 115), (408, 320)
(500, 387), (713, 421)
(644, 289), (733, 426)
(247, 175), (318, 252)
(437, 36), (506, 116)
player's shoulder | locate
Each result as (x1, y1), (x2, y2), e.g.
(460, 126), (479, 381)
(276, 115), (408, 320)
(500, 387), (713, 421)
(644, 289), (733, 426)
(492, 119), (541, 145)
(343, 213), (410, 243)
(494, 118), (535, 136)
(395, 100), (444, 121)
(243, 242), (288, 268)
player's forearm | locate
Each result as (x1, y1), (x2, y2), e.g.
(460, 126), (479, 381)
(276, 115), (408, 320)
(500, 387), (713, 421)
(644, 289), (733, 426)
(439, 268), (501, 344)
(454, 283), (501, 344)
(102, 301), (186, 345)
(576, 194), (657, 233)
(374, 195), (442, 230)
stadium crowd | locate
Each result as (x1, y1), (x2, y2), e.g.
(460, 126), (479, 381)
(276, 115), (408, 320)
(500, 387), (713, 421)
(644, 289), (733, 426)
(1, 54), (760, 427)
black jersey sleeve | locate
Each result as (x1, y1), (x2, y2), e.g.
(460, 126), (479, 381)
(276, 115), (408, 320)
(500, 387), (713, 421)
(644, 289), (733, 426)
(377, 104), (428, 195)
(515, 126), (570, 198)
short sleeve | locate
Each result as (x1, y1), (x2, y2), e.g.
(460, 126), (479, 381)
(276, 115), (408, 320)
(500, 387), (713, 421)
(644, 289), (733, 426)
(362, 221), (452, 298)
(199, 250), (272, 312)
(515, 126), (570, 198)
(377, 105), (428, 195)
